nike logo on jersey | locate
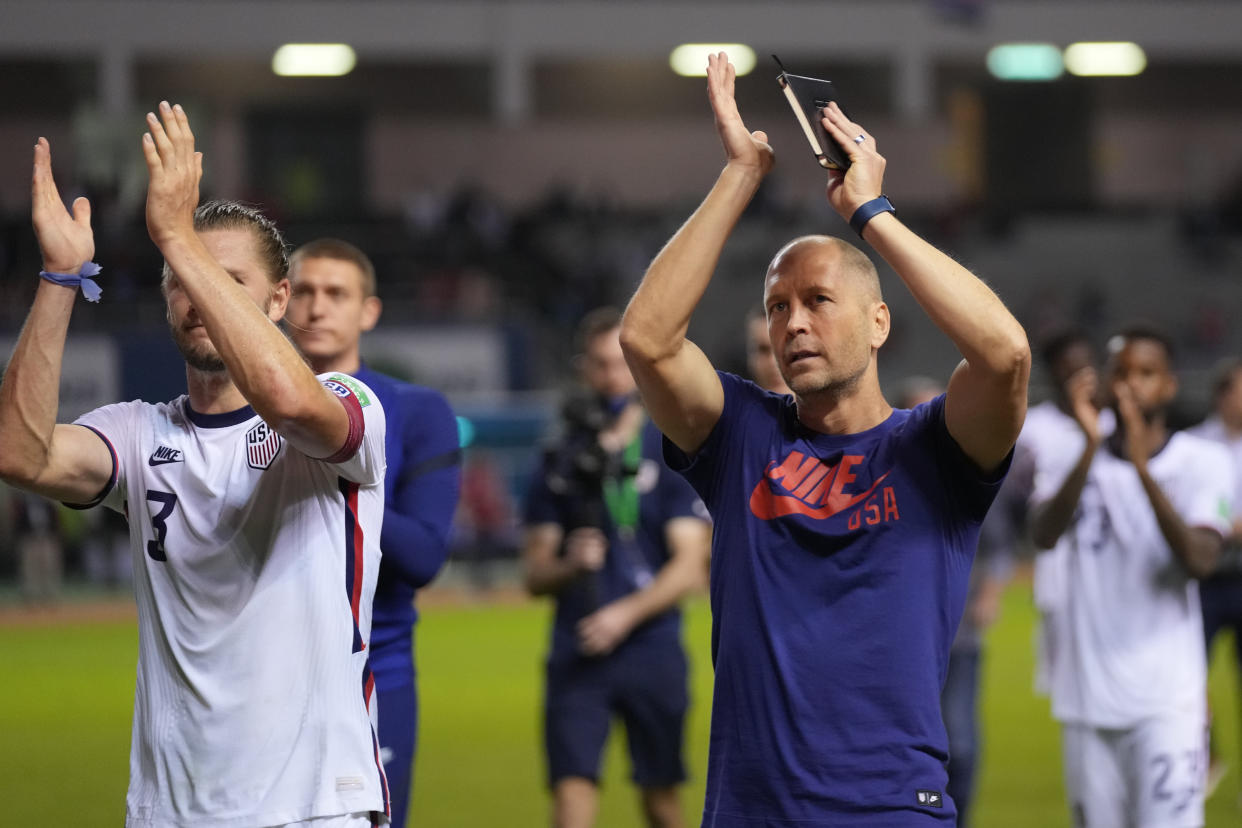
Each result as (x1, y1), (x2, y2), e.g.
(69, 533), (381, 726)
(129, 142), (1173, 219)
(749, 450), (899, 528)
(148, 446), (183, 466)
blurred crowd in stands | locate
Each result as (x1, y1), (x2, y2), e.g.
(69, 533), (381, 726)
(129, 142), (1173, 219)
(3, 175), (1242, 599)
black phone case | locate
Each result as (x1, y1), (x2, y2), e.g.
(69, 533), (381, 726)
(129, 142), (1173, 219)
(776, 68), (852, 171)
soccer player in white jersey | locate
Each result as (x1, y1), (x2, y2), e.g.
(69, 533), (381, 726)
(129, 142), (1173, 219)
(1186, 357), (1242, 792)
(1021, 330), (1114, 697)
(1030, 325), (1233, 828)
(0, 104), (390, 827)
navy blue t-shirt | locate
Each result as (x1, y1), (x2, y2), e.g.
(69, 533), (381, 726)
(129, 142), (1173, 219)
(526, 419), (706, 659)
(666, 372), (1006, 827)
(354, 366), (462, 689)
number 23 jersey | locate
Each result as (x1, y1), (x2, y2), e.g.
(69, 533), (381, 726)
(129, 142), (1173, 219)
(1032, 430), (1232, 727)
(72, 373), (389, 828)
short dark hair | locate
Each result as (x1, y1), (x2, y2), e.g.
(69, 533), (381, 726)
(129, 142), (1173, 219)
(576, 306), (623, 354)
(1210, 356), (1242, 403)
(1037, 328), (1092, 373)
(1108, 322), (1176, 365)
(290, 238), (377, 298)
(161, 200), (289, 286)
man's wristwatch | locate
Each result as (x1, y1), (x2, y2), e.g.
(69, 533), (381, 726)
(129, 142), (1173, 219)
(848, 196), (896, 237)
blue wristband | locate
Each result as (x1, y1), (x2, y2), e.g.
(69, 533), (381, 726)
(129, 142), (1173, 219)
(848, 196), (896, 238)
(39, 261), (102, 303)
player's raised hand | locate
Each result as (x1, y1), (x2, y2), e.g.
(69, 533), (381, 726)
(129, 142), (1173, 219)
(31, 138), (94, 275)
(820, 102), (887, 220)
(707, 52), (774, 176)
(1065, 366), (1102, 446)
(141, 101), (202, 246)
(1112, 381), (1150, 470)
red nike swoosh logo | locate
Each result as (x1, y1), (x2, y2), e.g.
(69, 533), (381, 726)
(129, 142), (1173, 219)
(749, 470), (891, 520)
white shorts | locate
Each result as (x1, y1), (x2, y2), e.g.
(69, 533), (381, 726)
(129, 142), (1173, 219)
(268, 813), (386, 828)
(1062, 713), (1207, 828)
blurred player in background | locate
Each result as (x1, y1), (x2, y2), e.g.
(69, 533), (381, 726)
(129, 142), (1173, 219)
(522, 307), (711, 828)
(621, 53), (1029, 825)
(745, 304), (791, 395)
(1187, 356), (1242, 793)
(1030, 325), (1231, 828)
(0, 106), (390, 825)
(11, 490), (63, 605)
(286, 238), (461, 828)
(897, 377), (1023, 828)
(1020, 329), (1114, 700)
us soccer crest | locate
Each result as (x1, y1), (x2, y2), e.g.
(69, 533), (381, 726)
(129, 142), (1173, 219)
(246, 421), (283, 470)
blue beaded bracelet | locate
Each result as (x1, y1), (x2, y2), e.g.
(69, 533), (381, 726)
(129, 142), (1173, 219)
(848, 196), (896, 238)
(39, 261), (102, 302)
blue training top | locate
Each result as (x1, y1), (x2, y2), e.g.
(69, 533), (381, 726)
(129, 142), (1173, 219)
(354, 366), (462, 690)
(665, 372), (1006, 827)
(525, 419), (706, 659)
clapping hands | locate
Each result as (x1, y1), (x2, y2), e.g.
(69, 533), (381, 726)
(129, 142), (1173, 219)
(141, 101), (202, 246)
(30, 138), (93, 276)
(706, 52), (774, 177)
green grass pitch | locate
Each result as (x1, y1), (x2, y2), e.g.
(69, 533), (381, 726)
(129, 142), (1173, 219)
(1, 583), (1239, 826)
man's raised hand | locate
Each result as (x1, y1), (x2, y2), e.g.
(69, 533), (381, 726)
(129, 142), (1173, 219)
(1066, 366), (1103, 447)
(141, 101), (203, 246)
(1113, 381), (1151, 470)
(706, 52), (774, 176)
(31, 138), (94, 275)
(820, 101), (887, 220)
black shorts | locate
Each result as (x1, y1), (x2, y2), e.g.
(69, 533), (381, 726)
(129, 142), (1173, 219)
(544, 638), (688, 789)
(1202, 572), (1242, 652)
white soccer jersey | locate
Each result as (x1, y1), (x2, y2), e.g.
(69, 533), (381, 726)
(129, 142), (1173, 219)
(72, 373), (389, 828)
(1031, 429), (1232, 728)
(1019, 401), (1115, 695)
(1022, 403), (1084, 615)
(1187, 416), (1242, 518)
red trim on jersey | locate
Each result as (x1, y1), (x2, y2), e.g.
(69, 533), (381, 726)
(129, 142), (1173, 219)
(372, 724), (392, 816)
(350, 489), (364, 647)
(321, 385), (365, 465)
(340, 478), (366, 653)
(363, 662), (392, 816)
(343, 484), (388, 817)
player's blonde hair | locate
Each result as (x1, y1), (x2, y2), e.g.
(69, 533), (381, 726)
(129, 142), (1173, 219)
(160, 200), (289, 289)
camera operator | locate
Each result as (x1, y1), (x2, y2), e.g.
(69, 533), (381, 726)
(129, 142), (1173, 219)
(522, 307), (711, 828)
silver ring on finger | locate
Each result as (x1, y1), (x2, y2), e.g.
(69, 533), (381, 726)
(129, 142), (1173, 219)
(853, 133), (866, 145)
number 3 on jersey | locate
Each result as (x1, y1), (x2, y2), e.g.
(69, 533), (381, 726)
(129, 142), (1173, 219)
(146, 490), (178, 561)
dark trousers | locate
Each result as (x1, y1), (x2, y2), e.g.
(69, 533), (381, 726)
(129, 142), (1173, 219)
(1202, 573), (1242, 657)
(941, 646), (982, 828)
(377, 680), (418, 828)
(1202, 573), (1242, 763)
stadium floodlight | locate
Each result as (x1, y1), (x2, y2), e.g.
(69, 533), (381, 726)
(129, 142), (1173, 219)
(272, 44), (357, 77)
(670, 44), (757, 77)
(986, 43), (1064, 81)
(1064, 42), (1146, 77)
